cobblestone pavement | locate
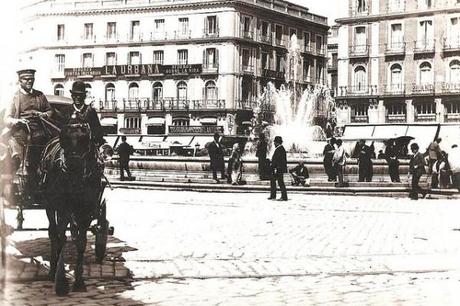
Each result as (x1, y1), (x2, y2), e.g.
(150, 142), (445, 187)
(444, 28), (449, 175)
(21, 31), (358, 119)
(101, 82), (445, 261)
(2, 190), (460, 305)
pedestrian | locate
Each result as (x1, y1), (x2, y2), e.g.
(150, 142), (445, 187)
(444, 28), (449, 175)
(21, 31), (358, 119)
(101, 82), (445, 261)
(117, 135), (135, 181)
(332, 139), (346, 187)
(5, 68), (53, 191)
(289, 161), (310, 186)
(409, 143), (427, 200)
(385, 140), (400, 183)
(425, 137), (442, 174)
(228, 143), (244, 185)
(323, 137), (336, 182)
(449, 144), (460, 191)
(268, 136), (288, 201)
(357, 139), (373, 182)
(377, 150), (385, 159)
(256, 133), (268, 180)
(208, 132), (226, 183)
(438, 151), (451, 189)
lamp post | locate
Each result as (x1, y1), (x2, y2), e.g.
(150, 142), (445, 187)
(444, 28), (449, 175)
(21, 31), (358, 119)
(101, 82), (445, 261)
(194, 143), (200, 157)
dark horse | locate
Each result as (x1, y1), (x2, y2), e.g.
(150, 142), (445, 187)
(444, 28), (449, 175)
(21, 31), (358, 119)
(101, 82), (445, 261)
(39, 122), (107, 295)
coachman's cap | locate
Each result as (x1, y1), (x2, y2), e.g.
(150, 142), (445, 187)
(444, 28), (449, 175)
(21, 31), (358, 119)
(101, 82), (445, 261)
(70, 81), (87, 94)
(274, 136), (283, 143)
(17, 69), (36, 78)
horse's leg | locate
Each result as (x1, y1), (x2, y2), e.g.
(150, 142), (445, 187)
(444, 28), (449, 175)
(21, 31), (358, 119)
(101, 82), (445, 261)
(72, 216), (91, 292)
(46, 208), (58, 280)
(55, 211), (70, 296)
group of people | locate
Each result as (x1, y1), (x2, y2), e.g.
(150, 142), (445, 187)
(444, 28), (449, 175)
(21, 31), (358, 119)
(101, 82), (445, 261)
(322, 138), (347, 186)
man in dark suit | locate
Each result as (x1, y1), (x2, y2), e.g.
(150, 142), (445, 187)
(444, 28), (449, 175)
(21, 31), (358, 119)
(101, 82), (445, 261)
(409, 143), (427, 200)
(208, 132), (226, 183)
(117, 135), (135, 181)
(322, 137), (336, 181)
(269, 136), (288, 201)
(256, 133), (268, 180)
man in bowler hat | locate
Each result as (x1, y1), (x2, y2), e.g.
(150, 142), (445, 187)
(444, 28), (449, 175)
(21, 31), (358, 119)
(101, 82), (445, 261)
(117, 135), (135, 181)
(207, 132), (226, 183)
(269, 136), (288, 201)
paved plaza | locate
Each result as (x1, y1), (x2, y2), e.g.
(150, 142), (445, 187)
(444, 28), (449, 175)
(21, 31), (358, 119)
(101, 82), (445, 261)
(2, 190), (460, 305)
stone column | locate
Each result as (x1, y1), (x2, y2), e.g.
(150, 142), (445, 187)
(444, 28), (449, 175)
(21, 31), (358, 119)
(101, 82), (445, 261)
(405, 99), (414, 123)
(140, 113), (148, 135)
(378, 99), (386, 123)
(164, 113), (173, 135)
(368, 100), (379, 124)
(435, 98), (444, 123)
(117, 113), (124, 134)
(336, 100), (350, 127)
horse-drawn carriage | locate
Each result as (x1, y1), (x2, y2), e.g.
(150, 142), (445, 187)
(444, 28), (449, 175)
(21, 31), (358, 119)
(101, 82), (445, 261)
(1, 95), (114, 293)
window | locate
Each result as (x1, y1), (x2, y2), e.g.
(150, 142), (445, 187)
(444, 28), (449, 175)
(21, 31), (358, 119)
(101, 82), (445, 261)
(173, 118), (190, 126)
(129, 51), (141, 65)
(177, 50), (188, 65)
(352, 104), (368, 120)
(124, 117), (141, 129)
(356, 0), (367, 12)
(354, 27), (367, 51)
(55, 54), (65, 72)
(261, 52), (269, 70)
(105, 83), (115, 101)
(261, 21), (270, 39)
(419, 62), (432, 84)
(54, 84), (64, 96)
(130, 21), (140, 40)
(316, 35), (323, 54)
(242, 49), (250, 69)
(390, 64), (403, 89)
(178, 18), (189, 36)
(152, 82), (163, 102)
(449, 60), (460, 83)
(153, 50), (164, 65)
(154, 19), (165, 38)
(303, 32), (310, 51)
(106, 22), (116, 39)
(204, 81), (217, 101)
(449, 17), (460, 45)
(128, 83), (139, 99)
(204, 48), (218, 68)
(446, 102), (460, 114)
(177, 81), (188, 101)
(206, 16), (217, 35)
(418, 0), (432, 9)
(303, 58), (311, 81)
(418, 20), (433, 47)
(275, 25), (283, 44)
(243, 16), (252, 33)
(389, 0), (403, 11)
(353, 66), (367, 91)
(416, 102), (435, 115)
(390, 23), (403, 48)
(276, 52), (285, 72)
(316, 62), (324, 84)
(84, 23), (93, 40)
(57, 24), (65, 41)
(105, 52), (116, 65)
(387, 103), (406, 115)
(82, 53), (93, 67)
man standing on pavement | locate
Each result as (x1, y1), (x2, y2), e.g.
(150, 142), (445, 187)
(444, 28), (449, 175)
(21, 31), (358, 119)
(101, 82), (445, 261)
(409, 143), (427, 200)
(385, 140), (400, 183)
(117, 135), (135, 181)
(449, 144), (460, 191)
(332, 139), (346, 187)
(269, 136), (288, 201)
(425, 137), (442, 174)
(357, 139), (373, 182)
(5, 69), (53, 187)
(323, 137), (336, 182)
(208, 132), (226, 183)
(256, 133), (268, 180)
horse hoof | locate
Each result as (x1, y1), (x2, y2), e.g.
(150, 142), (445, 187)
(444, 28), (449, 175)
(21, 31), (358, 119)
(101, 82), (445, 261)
(55, 279), (70, 296)
(72, 281), (87, 292)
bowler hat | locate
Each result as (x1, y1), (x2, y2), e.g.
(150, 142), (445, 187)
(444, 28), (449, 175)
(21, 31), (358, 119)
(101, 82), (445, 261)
(274, 136), (283, 143)
(70, 81), (87, 94)
(17, 69), (36, 78)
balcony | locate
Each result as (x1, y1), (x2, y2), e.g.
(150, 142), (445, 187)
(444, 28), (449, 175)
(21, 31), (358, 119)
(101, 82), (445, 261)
(443, 37), (460, 52)
(98, 98), (227, 113)
(128, 33), (143, 43)
(413, 40), (435, 54)
(314, 47), (326, 56)
(383, 84), (406, 96)
(445, 113), (460, 122)
(351, 115), (369, 123)
(261, 69), (285, 80)
(350, 6), (369, 17)
(241, 30), (254, 40)
(80, 35), (97, 43)
(150, 32), (168, 41)
(386, 114), (406, 123)
(259, 34), (272, 44)
(349, 45), (369, 58)
(327, 63), (338, 72)
(119, 127), (141, 134)
(386, 1), (405, 13)
(303, 45), (313, 54)
(338, 85), (378, 97)
(241, 65), (254, 74)
(274, 37), (285, 47)
(415, 113), (436, 122)
(174, 30), (191, 40)
(203, 28), (219, 38)
(441, 82), (460, 94)
(103, 34), (120, 43)
(202, 63), (219, 74)
(412, 83), (435, 95)
(385, 42), (406, 55)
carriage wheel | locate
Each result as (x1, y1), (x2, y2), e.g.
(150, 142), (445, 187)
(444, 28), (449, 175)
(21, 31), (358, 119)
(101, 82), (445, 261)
(95, 199), (108, 264)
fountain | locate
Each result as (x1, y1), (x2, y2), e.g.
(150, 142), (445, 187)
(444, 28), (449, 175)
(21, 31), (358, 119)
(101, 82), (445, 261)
(250, 34), (336, 157)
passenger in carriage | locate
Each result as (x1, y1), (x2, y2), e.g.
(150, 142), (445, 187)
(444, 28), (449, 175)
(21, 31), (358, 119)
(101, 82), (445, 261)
(5, 68), (53, 181)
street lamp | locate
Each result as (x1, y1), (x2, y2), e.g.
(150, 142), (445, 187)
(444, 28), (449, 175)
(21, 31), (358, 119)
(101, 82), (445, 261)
(194, 142), (200, 157)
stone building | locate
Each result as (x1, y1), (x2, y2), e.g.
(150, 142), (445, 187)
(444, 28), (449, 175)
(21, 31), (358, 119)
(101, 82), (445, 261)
(19, 0), (328, 139)
(335, 0), (460, 127)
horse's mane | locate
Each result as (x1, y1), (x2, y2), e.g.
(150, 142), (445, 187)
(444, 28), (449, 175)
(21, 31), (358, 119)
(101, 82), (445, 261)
(41, 136), (62, 172)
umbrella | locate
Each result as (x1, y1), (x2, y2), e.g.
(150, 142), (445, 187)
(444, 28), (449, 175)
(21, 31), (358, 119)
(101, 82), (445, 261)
(392, 136), (414, 145)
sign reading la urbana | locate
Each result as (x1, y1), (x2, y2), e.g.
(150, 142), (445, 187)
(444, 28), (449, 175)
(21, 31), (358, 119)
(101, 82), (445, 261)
(64, 64), (202, 78)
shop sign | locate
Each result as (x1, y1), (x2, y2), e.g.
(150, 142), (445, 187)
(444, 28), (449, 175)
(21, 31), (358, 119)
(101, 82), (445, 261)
(65, 64), (203, 78)
(169, 125), (223, 134)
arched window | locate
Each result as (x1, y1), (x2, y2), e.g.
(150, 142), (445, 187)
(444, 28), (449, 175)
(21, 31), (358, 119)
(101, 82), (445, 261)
(152, 82), (163, 102)
(105, 83), (115, 101)
(449, 60), (460, 83)
(177, 81), (187, 101)
(353, 66), (367, 91)
(419, 62), (432, 85)
(204, 81), (217, 101)
(54, 84), (64, 96)
(390, 64), (402, 90)
(128, 82), (139, 99)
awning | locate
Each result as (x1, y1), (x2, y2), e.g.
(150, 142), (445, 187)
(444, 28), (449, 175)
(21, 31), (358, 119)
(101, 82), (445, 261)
(191, 136), (215, 149)
(146, 117), (165, 125)
(200, 117), (217, 124)
(438, 125), (460, 151)
(343, 125), (374, 139)
(165, 136), (193, 146)
(372, 125), (408, 139)
(406, 125), (439, 153)
(139, 136), (169, 149)
(100, 117), (118, 126)
(105, 135), (119, 148)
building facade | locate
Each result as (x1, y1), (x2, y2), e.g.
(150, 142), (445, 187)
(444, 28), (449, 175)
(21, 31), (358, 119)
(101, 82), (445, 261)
(336, 0), (460, 127)
(19, 0), (328, 137)
(327, 24), (339, 97)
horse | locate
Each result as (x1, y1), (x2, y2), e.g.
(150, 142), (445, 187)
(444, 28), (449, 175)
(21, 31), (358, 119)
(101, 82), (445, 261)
(39, 122), (110, 295)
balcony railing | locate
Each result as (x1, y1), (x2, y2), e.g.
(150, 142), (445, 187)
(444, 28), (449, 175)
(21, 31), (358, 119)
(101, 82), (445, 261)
(415, 113), (436, 122)
(274, 37), (285, 47)
(445, 113), (460, 122)
(412, 83), (435, 95)
(119, 127), (141, 134)
(259, 34), (272, 44)
(241, 65), (254, 74)
(174, 30), (192, 40)
(203, 28), (219, 38)
(441, 82), (460, 94)
(351, 115), (369, 123)
(350, 6), (369, 16)
(386, 1), (405, 13)
(349, 45), (369, 58)
(338, 85), (378, 96)
(386, 114), (406, 122)
(241, 30), (254, 40)
(327, 63), (338, 71)
(443, 37), (460, 52)
(261, 69), (285, 79)
(383, 83), (405, 95)
(98, 98), (227, 112)
(413, 40), (435, 53)
(385, 42), (406, 55)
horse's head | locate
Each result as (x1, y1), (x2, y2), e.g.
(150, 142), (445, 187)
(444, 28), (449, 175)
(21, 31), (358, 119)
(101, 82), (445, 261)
(60, 123), (93, 174)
